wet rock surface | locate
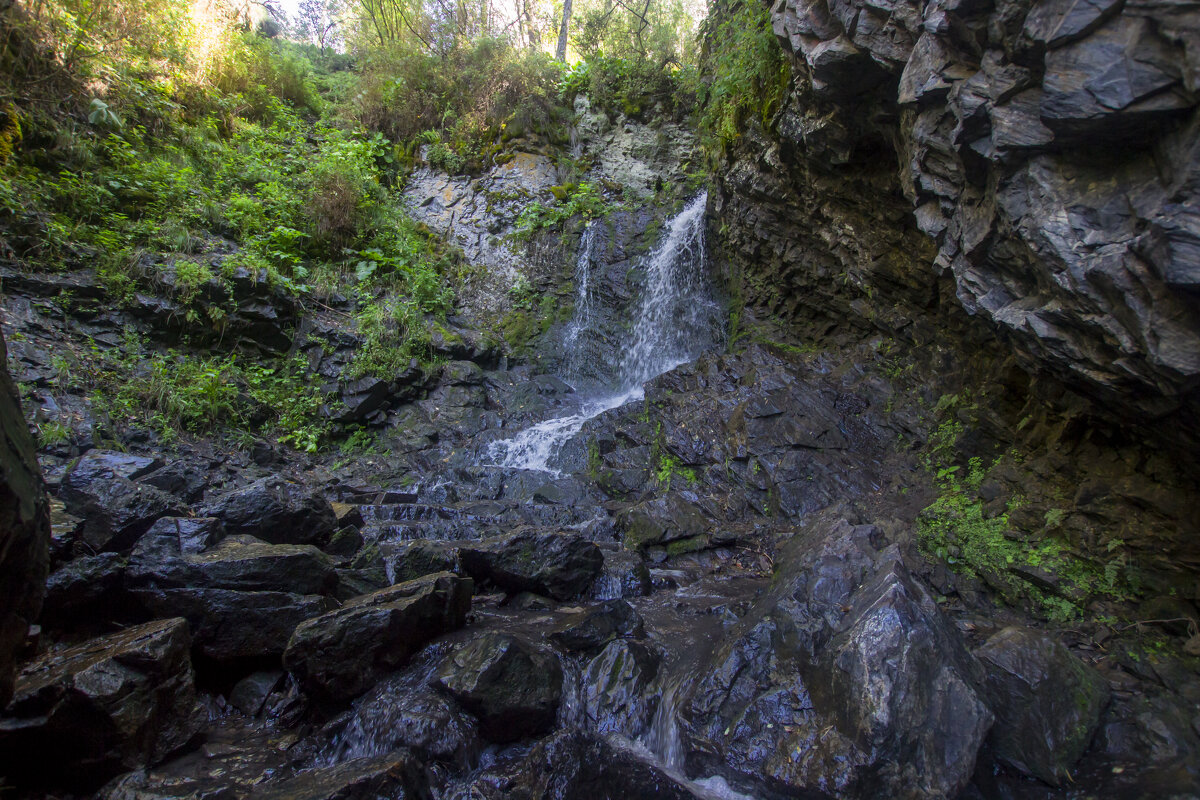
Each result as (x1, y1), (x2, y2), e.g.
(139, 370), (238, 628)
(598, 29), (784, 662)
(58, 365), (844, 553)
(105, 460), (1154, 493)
(3, 65), (1199, 800)
(0, 618), (200, 790)
(202, 477), (338, 547)
(719, 0), (1200, 455)
(459, 530), (603, 600)
(251, 750), (431, 800)
(975, 626), (1111, 785)
(0, 326), (48, 710)
(284, 572), (473, 704)
(435, 632), (563, 743)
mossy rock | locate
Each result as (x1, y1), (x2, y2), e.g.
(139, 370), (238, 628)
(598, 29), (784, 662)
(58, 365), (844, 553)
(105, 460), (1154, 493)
(665, 535), (711, 557)
(549, 183), (576, 203)
(501, 309), (538, 352)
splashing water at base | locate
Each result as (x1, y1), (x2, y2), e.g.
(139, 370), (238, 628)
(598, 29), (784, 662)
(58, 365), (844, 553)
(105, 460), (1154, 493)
(484, 386), (643, 476)
(486, 193), (722, 474)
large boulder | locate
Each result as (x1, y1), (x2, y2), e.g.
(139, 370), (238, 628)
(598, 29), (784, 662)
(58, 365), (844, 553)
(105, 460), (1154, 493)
(434, 632), (562, 743)
(127, 533), (337, 595)
(202, 476), (338, 547)
(974, 626), (1111, 785)
(126, 531), (340, 663)
(458, 530), (602, 600)
(677, 518), (993, 799)
(136, 588), (339, 664)
(583, 639), (661, 738)
(331, 673), (479, 766)
(616, 493), (710, 550)
(40, 552), (131, 629)
(0, 326), (49, 708)
(284, 572), (472, 704)
(0, 618), (201, 790)
(57, 451), (183, 553)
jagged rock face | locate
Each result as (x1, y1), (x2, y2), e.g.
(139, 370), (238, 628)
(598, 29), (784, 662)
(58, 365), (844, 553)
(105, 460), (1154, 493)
(715, 0), (1200, 450)
(0, 326), (49, 709)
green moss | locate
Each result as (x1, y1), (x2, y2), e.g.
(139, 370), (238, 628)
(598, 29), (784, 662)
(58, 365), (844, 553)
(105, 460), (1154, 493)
(665, 535), (710, 557)
(501, 309), (538, 352)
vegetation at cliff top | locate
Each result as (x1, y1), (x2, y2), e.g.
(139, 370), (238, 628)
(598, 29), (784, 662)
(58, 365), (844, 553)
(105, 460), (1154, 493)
(0, 0), (724, 451)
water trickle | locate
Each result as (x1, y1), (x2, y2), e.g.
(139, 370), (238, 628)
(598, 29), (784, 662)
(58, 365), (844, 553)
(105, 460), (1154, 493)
(563, 221), (600, 377)
(644, 681), (685, 771)
(486, 193), (722, 475)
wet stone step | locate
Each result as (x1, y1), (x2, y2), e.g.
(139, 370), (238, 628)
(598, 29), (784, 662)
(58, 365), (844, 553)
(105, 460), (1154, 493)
(358, 503), (464, 522)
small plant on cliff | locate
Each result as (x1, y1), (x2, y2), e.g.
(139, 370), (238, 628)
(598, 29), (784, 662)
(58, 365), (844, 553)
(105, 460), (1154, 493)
(514, 182), (610, 237)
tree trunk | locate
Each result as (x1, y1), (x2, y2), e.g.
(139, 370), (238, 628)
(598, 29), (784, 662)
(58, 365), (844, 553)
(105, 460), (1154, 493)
(555, 0), (572, 61)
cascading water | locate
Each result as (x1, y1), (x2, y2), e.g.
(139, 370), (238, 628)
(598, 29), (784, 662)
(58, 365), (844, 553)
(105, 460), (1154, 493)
(485, 193), (723, 475)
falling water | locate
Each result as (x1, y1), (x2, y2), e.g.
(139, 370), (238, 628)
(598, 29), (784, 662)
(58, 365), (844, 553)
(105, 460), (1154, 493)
(486, 193), (722, 475)
(562, 221), (600, 367)
(619, 194), (723, 387)
(644, 682), (685, 770)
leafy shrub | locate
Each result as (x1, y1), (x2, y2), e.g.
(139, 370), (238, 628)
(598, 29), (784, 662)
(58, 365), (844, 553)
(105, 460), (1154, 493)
(566, 56), (696, 120)
(350, 299), (433, 379)
(515, 182), (609, 235)
(698, 0), (790, 147)
(348, 38), (565, 167)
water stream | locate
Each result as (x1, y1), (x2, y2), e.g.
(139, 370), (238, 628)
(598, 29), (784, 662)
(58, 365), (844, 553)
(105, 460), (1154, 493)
(485, 193), (723, 475)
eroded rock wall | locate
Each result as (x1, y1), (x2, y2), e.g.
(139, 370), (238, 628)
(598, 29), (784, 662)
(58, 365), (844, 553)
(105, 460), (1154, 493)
(713, 0), (1200, 455)
(0, 326), (49, 708)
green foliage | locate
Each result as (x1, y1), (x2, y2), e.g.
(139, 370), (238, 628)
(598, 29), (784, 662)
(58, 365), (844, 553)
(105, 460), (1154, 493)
(655, 452), (697, 489)
(562, 55), (698, 120)
(515, 182), (610, 236)
(37, 421), (71, 447)
(348, 38), (567, 168)
(349, 298), (435, 379)
(572, 0), (699, 69)
(242, 358), (330, 452)
(698, 0), (790, 148)
(649, 420), (697, 489)
(77, 336), (330, 451)
(918, 440), (1133, 620)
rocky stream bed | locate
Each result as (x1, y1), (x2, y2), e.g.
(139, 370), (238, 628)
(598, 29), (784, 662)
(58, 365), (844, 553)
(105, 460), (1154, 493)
(4, 0), (1200, 796)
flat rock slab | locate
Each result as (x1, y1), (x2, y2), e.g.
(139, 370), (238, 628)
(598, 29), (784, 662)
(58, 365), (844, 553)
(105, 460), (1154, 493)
(127, 533), (337, 595)
(284, 572), (472, 704)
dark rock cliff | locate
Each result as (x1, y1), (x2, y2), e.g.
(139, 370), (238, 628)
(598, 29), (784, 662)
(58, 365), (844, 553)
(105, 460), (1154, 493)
(0, 326), (49, 708)
(713, 0), (1200, 450)
(710, 0), (1200, 595)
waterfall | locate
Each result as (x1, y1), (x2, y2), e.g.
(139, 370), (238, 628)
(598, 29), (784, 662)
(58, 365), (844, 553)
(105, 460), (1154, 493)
(485, 193), (722, 475)
(563, 220), (600, 378)
(619, 194), (722, 387)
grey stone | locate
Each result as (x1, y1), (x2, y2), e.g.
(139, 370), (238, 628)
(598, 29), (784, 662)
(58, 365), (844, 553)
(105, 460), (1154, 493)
(284, 572), (472, 704)
(435, 632), (562, 743)
(0, 618), (201, 790)
(975, 626), (1111, 784)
